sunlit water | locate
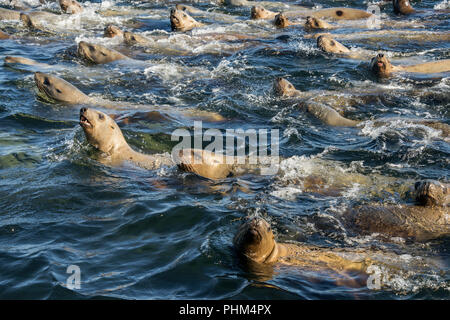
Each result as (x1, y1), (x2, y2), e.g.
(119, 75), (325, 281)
(0, 0), (449, 299)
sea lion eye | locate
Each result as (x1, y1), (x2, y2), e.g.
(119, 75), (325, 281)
(288, 84), (293, 88)
(56, 88), (62, 93)
(98, 113), (105, 120)
(330, 41), (335, 46)
(89, 45), (95, 52)
(183, 13), (187, 17)
(336, 10), (343, 16)
(44, 78), (50, 85)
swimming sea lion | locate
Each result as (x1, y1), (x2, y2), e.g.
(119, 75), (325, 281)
(274, 12), (301, 28)
(344, 180), (450, 241)
(123, 31), (152, 46)
(0, 30), (10, 39)
(5, 56), (51, 68)
(304, 102), (360, 127)
(273, 77), (301, 97)
(34, 72), (225, 121)
(170, 8), (204, 32)
(20, 11), (61, 30)
(370, 53), (450, 77)
(80, 107), (229, 178)
(59, 0), (83, 14)
(250, 6), (278, 20)
(175, 4), (205, 15)
(393, 0), (415, 15)
(34, 71), (92, 104)
(233, 217), (438, 286)
(77, 41), (128, 64)
(0, 7), (21, 21)
(304, 16), (334, 30)
(104, 25), (123, 38)
(317, 35), (351, 54)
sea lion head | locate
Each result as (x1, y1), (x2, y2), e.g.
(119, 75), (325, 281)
(305, 16), (329, 30)
(233, 217), (277, 263)
(317, 35), (349, 54)
(59, 0), (83, 14)
(393, 0), (415, 15)
(4, 56), (37, 65)
(20, 13), (35, 29)
(370, 53), (394, 77)
(123, 31), (150, 45)
(104, 25), (123, 38)
(34, 72), (86, 103)
(170, 8), (199, 31)
(414, 180), (449, 207)
(274, 13), (290, 28)
(250, 6), (275, 20)
(273, 77), (298, 97)
(78, 41), (124, 64)
(79, 107), (126, 153)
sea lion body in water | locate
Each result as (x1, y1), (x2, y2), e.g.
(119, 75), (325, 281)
(123, 31), (153, 46)
(80, 108), (227, 178)
(170, 8), (205, 32)
(370, 53), (450, 77)
(393, 0), (415, 15)
(316, 35), (368, 60)
(59, 0), (83, 14)
(344, 180), (450, 241)
(233, 217), (440, 285)
(0, 30), (10, 39)
(34, 72), (225, 121)
(0, 8), (21, 21)
(5, 56), (52, 68)
(20, 11), (61, 30)
(304, 103), (360, 127)
(104, 25), (123, 38)
(77, 41), (128, 64)
(34, 72), (92, 104)
(304, 16), (335, 30)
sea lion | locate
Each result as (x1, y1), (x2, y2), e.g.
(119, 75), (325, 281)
(233, 217), (439, 286)
(123, 31), (152, 46)
(170, 8), (205, 32)
(304, 16), (334, 30)
(0, 7), (21, 21)
(304, 102), (360, 127)
(20, 11), (61, 30)
(250, 6), (278, 20)
(34, 72), (225, 121)
(175, 4), (204, 15)
(370, 53), (450, 77)
(344, 180), (450, 241)
(5, 56), (51, 68)
(273, 77), (301, 97)
(393, 0), (415, 15)
(59, 0), (83, 14)
(274, 12), (301, 28)
(317, 35), (351, 54)
(77, 41), (128, 64)
(0, 30), (10, 39)
(34, 72), (92, 104)
(316, 35), (368, 60)
(80, 107), (228, 179)
(312, 8), (373, 20)
(104, 25), (123, 38)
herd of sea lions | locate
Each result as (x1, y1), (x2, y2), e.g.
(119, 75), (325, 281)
(1, 0), (449, 290)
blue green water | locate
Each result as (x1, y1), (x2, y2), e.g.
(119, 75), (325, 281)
(0, 0), (449, 299)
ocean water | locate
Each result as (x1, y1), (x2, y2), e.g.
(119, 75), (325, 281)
(0, 0), (449, 299)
